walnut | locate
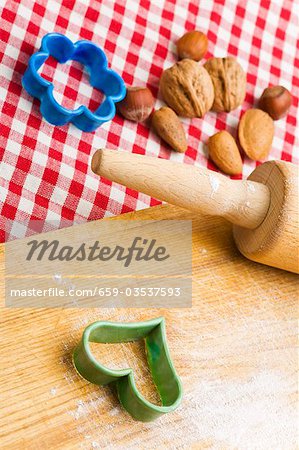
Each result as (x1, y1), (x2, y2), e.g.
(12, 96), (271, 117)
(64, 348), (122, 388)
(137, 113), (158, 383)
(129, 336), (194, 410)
(204, 57), (246, 112)
(160, 59), (214, 118)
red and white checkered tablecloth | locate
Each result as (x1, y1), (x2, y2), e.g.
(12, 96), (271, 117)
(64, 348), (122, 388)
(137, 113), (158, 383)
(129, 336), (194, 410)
(0, 0), (298, 242)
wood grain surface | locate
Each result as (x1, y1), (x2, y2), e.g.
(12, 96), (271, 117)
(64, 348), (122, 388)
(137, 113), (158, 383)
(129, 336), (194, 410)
(1, 204), (298, 450)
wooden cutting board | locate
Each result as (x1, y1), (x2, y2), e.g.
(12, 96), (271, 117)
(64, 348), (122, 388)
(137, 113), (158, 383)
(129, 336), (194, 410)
(1, 204), (298, 449)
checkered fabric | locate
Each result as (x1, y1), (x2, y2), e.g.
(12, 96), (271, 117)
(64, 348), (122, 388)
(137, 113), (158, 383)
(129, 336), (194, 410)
(0, 0), (298, 242)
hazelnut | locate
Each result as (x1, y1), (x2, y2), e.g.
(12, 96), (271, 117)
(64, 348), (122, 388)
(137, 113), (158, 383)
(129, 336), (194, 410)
(160, 59), (214, 118)
(151, 107), (187, 153)
(177, 30), (208, 61)
(117, 86), (155, 122)
(258, 85), (292, 120)
(238, 109), (274, 161)
(208, 130), (242, 175)
(204, 57), (246, 112)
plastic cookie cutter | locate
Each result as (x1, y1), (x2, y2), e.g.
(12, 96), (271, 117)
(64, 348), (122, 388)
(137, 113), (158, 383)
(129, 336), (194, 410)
(73, 317), (183, 422)
(22, 33), (126, 131)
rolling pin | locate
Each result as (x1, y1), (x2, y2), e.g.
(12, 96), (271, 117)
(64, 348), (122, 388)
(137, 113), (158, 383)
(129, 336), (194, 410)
(91, 149), (299, 274)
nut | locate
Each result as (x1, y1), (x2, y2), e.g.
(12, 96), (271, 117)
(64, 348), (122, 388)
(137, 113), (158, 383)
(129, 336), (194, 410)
(117, 86), (155, 122)
(204, 57), (246, 112)
(258, 85), (292, 120)
(160, 59), (214, 118)
(208, 131), (242, 175)
(238, 109), (274, 161)
(177, 30), (208, 61)
(151, 107), (187, 153)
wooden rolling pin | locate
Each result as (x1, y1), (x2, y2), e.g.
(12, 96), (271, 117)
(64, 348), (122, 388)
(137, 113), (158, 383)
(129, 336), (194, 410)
(91, 149), (299, 274)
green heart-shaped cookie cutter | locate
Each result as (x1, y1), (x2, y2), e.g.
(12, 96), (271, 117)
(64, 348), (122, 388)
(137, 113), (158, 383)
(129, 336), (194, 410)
(73, 317), (182, 422)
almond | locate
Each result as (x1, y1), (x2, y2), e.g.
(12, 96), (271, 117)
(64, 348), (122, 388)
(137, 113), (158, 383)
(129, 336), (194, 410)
(238, 109), (274, 161)
(208, 131), (242, 175)
(151, 107), (187, 153)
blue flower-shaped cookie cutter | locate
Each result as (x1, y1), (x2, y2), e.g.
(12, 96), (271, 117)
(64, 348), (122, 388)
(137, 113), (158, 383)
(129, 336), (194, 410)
(22, 33), (126, 131)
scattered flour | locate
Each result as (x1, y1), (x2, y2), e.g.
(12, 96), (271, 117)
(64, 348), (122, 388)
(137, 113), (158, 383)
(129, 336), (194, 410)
(70, 400), (86, 420)
(209, 174), (220, 197)
(53, 273), (62, 284)
(180, 370), (296, 450)
(50, 387), (57, 396)
(61, 308), (296, 448)
(109, 407), (120, 417)
(69, 397), (105, 421)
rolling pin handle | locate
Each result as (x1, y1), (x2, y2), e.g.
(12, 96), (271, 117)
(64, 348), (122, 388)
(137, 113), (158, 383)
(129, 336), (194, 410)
(91, 149), (271, 230)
